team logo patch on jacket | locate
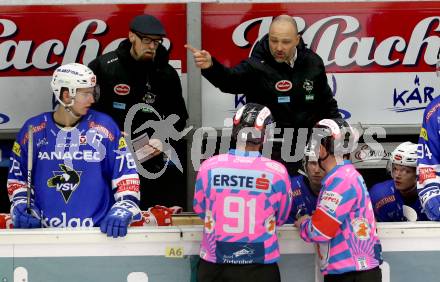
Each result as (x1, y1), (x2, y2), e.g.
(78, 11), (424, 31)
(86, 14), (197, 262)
(114, 84), (130, 95)
(265, 214), (276, 235)
(352, 218), (370, 240)
(47, 164), (82, 203)
(204, 210), (215, 234)
(275, 80), (292, 92)
(143, 92), (156, 104)
(303, 79), (315, 101)
(303, 79), (314, 92)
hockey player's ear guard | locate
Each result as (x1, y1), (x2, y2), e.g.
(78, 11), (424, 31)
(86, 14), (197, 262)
(51, 63), (98, 107)
(232, 103), (274, 145)
(308, 118), (359, 159)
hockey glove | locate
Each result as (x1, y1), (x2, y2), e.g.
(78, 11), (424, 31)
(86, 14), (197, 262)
(100, 200), (142, 238)
(11, 200), (42, 228)
(419, 187), (440, 220)
(402, 205), (418, 222)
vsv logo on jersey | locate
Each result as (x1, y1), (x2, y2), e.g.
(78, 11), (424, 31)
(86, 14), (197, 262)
(47, 164), (82, 203)
(211, 168), (273, 193)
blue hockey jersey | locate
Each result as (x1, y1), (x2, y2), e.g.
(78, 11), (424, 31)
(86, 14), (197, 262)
(369, 179), (427, 222)
(7, 109), (140, 228)
(417, 96), (440, 220)
(287, 175), (319, 223)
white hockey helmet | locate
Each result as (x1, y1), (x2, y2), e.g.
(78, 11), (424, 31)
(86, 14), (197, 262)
(390, 141), (418, 167)
(308, 118), (359, 159)
(232, 103), (274, 145)
(386, 141), (418, 176)
(51, 63), (97, 107)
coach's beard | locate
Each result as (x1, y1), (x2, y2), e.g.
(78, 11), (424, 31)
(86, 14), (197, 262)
(138, 48), (155, 61)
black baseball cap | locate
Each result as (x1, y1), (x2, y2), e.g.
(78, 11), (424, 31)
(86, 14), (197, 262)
(129, 14), (166, 36)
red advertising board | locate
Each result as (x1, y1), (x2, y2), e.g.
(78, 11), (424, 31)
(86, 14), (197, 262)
(202, 2), (440, 73)
(0, 2), (439, 129)
(0, 4), (186, 77)
(200, 2), (440, 127)
(0, 4), (186, 129)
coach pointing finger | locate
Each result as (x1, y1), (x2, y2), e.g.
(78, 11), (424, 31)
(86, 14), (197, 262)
(185, 15), (341, 177)
(185, 44), (213, 69)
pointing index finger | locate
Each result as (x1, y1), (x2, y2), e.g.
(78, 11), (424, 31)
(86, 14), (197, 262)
(184, 44), (200, 54)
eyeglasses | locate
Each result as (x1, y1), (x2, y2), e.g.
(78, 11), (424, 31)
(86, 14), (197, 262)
(133, 32), (163, 46)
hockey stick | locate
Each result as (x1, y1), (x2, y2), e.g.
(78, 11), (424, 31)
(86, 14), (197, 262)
(27, 125), (33, 214)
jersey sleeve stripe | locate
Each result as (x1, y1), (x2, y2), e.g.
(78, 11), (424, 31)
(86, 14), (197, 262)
(311, 207), (341, 239)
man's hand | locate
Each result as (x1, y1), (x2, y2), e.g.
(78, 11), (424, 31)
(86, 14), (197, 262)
(402, 205), (418, 222)
(148, 138), (163, 158)
(135, 138), (163, 161)
(294, 214), (311, 229)
(12, 201), (42, 228)
(185, 44), (213, 69)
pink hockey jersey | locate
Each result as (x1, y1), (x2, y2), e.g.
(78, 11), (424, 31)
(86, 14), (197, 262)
(299, 160), (382, 275)
(193, 149), (292, 264)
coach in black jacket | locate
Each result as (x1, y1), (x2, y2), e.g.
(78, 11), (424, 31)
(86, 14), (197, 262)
(89, 14), (188, 210)
(187, 15), (340, 174)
